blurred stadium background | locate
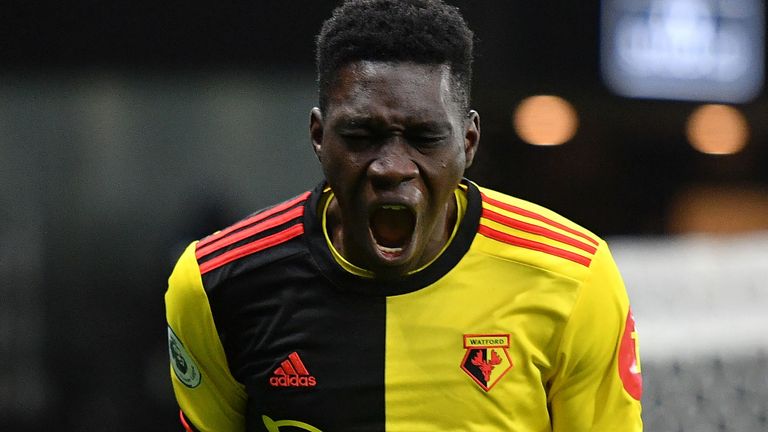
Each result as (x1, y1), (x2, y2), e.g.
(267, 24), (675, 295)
(1, 1), (766, 430)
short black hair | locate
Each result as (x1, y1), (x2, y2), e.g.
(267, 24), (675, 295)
(316, 0), (475, 113)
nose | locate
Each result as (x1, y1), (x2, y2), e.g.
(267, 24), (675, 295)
(367, 139), (418, 189)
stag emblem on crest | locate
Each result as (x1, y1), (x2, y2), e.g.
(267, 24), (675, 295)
(460, 334), (513, 392)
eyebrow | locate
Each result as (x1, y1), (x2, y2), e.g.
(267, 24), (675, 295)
(334, 116), (374, 129)
(334, 115), (452, 132)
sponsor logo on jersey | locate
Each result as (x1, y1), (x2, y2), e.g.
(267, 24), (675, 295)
(167, 326), (201, 388)
(269, 351), (317, 387)
(262, 414), (322, 432)
(618, 308), (643, 400)
(461, 334), (513, 392)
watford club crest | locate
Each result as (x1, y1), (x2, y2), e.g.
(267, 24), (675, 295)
(461, 334), (513, 392)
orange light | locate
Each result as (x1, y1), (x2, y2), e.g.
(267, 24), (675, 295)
(513, 95), (578, 146)
(686, 104), (749, 155)
(668, 185), (768, 234)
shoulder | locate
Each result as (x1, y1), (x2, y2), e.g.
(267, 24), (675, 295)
(471, 185), (604, 282)
(194, 190), (313, 286)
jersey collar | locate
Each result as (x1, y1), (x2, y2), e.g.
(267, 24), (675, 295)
(303, 178), (482, 296)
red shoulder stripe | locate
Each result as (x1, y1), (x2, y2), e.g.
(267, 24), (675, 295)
(195, 205), (304, 259)
(197, 191), (310, 249)
(478, 224), (592, 267)
(482, 208), (597, 255)
(199, 224), (304, 275)
(481, 192), (599, 246)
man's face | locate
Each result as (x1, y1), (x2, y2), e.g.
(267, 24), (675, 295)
(310, 61), (479, 279)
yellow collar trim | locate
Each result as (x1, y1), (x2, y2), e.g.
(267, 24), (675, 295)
(320, 186), (467, 278)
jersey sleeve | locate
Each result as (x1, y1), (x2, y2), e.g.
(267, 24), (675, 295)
(165, 242), (247, 431)
(547, 241), (643, 431)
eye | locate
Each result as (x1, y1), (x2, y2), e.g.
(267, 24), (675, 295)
(335, 118), (376, 146)
(342, 130), (369, 137)
(339, 131), (376, 149)
(409, 134), (446, 149)
(406, 123), (451, 149)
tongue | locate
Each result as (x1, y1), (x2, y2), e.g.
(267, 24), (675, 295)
(371, 208), (414, 248)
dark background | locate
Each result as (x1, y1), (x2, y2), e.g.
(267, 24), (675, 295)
(4, 1), (766, 230)
(1, 1), (766, 430)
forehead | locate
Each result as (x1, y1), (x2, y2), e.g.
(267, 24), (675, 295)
(325, 61), (459, 120)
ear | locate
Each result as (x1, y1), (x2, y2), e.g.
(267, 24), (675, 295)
(463, 110), (480, 169)
(310, 107), (324, 161)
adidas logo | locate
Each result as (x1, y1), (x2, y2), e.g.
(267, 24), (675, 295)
(269, 351), (317, 387)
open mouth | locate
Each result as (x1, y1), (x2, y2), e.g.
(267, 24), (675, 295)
(369, 204), (416, 255)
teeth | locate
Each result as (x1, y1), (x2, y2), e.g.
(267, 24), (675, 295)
(379, 245), (404, 253)
(381, 204), (406, 210)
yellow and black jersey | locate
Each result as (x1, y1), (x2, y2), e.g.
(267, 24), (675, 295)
(165, 180), (643, 432)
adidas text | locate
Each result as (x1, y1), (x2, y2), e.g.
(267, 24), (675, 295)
(269, 376), (317, 387)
